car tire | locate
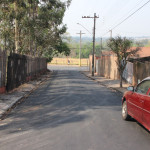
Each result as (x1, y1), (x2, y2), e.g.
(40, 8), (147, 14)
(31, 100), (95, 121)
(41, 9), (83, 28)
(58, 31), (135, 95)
(122, 101), (130, 120)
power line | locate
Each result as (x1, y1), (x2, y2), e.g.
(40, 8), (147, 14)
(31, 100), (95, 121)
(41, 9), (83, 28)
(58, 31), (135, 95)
(102, 0), (150, 37)
(102, 30), (109, 37)
(112, 0), (150, 30)
(110, 0), (145, 27)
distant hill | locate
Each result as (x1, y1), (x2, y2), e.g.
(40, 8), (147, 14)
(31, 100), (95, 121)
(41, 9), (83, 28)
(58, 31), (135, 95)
(71, 36), (150, 43)
(71, 36), (108, 43)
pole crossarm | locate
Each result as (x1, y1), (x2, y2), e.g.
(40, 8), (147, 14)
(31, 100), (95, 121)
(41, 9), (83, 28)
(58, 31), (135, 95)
(76, 33), (86, 35)
(82, 15), (99, 19)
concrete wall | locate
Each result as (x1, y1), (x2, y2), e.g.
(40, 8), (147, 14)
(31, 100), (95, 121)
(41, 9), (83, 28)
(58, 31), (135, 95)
(89, 53), (150, 86)
(99, 55), (119, 80)
(133, 61), (150, 85)
(89, 55), (96, 73)
(88, 54), (119, 79)
(96, 59), (100, 75)
(123, 62), (133, 84)
(89, 55), (92, 73)
(7, 53), (47, 91)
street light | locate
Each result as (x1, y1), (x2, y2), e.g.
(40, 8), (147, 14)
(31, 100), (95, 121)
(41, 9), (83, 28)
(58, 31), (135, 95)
(77, 23), (92, 67)
(77, 23), (92, 35)
(76, 30), (85, 66)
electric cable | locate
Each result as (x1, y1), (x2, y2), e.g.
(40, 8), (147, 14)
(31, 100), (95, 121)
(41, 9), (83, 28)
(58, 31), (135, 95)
(111, 0), (145, 27)
(112, 0), (150, 30)
(102, 0), (150, 37)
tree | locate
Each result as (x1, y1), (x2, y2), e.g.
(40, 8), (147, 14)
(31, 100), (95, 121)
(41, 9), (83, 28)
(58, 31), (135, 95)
(0, 0), (72, 60)
(107, 36), (141, 87)
(0, 1), (15, 52)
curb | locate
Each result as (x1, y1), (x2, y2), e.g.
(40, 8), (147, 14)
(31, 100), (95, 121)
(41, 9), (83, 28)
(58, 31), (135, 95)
(0, 71), (52, 120)
(81, 71), (124, 95)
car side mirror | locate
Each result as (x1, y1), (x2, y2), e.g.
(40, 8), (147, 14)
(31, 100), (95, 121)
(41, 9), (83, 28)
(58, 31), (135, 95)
(127, 86), (134, 92)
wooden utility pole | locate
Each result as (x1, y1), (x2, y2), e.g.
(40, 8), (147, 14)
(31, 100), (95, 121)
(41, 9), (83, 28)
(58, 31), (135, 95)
(76, 31), (85, 66)
(82, 13), (99, 76)
(109, 30), (112, 38)
(100, 37), (102, 50)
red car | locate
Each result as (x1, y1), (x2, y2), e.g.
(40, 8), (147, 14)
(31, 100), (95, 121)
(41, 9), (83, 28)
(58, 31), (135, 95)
(122, 77), (150, 131)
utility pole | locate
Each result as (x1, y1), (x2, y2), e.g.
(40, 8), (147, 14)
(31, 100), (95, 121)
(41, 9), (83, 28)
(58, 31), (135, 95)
(82, 13), (99, 76)
(100, 37), (102, 50)
(109, 30), (112, 38)
(76, 31), (85, 66)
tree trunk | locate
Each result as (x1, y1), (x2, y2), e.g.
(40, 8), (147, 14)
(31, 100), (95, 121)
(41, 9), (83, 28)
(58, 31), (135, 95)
(14, 1), (19, 53)
(120, 73), (123, 88)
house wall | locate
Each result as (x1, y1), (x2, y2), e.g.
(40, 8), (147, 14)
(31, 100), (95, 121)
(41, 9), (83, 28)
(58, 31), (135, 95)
(89, 55), (96, 73)
(96, 59), (100, 75)
(89, 52), (150, 86)
(133, 61), (150, 85)
(99, 55), (119, 80)
(123, 62), (133, 84)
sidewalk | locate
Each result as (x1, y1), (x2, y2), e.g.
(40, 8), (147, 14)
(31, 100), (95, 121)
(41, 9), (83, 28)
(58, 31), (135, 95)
(0, 71), (51, 120)
(82, 71), (131, 94)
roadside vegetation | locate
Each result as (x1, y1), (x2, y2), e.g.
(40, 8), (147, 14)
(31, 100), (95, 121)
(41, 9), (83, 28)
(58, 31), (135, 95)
(62, 36), (150, 59)
(107, 36), (141, 87)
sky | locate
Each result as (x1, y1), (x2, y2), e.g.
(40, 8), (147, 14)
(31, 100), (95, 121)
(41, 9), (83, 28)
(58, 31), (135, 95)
(63, 0), (150, 38)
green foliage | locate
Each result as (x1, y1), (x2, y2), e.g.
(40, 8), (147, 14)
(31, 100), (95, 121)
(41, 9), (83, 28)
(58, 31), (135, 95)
(68, 40), (106, 58)
(132, 39), (150, 47)
(0, 0), (71, 60)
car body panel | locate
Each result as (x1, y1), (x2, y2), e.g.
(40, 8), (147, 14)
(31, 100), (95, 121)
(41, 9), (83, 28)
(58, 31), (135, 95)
(142, 93), (150, 130)
(122, 78), (150, 131)
(127, 92), (143, 123)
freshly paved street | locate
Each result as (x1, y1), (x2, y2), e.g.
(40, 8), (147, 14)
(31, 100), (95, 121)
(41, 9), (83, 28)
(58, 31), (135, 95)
(0, 65), (150, 150)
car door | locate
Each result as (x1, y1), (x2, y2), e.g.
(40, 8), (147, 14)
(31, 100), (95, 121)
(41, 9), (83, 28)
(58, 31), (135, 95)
(128, 80), (150, 123)
(142, 83), (150, 130)
(127, 90), (143, 123)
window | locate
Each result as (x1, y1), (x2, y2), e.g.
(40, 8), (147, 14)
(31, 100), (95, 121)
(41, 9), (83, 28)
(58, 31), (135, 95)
(135, 80), (150, 95)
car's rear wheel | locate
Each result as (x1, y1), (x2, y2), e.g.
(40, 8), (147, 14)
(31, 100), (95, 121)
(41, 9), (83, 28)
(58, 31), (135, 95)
(122, 101), (130, 120)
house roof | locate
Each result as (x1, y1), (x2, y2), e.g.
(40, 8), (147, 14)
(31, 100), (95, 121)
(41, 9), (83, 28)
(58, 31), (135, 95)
(131, 47), (150, 58)
(100, 47), (150, 58)
(100, 50), (115, 56)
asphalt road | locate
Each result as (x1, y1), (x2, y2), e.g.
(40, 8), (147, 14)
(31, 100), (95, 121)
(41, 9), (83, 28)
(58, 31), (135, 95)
(0, 65), (150, 150)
